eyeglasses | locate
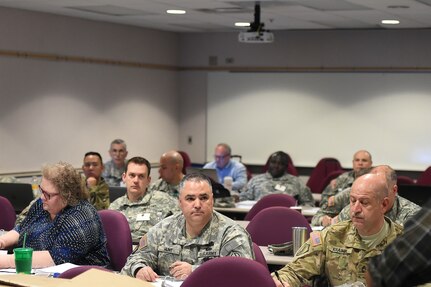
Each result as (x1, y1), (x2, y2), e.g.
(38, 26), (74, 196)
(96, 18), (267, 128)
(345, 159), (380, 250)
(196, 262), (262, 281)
(214, 154), (230, 160)
(39, 185), (60, 200)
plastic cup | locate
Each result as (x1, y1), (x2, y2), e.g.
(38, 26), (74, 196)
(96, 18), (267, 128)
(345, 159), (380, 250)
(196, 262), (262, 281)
(14, 247), (33, 274)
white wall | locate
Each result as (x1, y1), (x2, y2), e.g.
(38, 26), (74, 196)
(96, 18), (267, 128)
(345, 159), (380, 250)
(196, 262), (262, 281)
(0, 7), (180, 174)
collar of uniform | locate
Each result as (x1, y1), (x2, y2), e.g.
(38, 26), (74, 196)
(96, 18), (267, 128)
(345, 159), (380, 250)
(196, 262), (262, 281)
(170, 212), (218, 246)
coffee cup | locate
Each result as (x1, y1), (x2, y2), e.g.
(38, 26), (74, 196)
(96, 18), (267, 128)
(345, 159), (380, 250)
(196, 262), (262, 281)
(223, 176), (233, 191)
(14, 247), (33, 274)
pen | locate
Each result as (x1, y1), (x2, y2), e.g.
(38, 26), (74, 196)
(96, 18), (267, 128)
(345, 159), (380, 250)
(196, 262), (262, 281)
(274, 271), (285, 287)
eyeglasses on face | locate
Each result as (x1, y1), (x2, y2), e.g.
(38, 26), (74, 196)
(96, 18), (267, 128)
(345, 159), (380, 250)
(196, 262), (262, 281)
(214, 154), (230, 160)
(39, 185), (60, 200)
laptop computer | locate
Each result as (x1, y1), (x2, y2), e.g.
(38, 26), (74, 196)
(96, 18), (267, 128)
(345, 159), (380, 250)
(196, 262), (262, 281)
(186, 167), (219, 183)
(0, 182), (34, 214)
(109, 186), (127, 203)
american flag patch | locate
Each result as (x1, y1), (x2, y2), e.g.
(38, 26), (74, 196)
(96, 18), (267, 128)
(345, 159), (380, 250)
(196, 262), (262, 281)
(310, 231), (322, 246)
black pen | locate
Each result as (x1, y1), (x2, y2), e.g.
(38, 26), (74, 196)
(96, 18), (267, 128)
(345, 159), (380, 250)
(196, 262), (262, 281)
(274, 271), (285, 287)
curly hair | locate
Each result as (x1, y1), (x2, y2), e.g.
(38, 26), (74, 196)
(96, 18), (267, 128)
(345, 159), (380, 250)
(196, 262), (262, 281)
(42, 161), (88, 206)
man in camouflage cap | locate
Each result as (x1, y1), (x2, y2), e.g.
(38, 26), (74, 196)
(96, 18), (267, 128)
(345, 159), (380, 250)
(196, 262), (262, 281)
(148, 150), (184, 199)
(273, 172), (403, 287)
(334, 165), (420, 226)
(239, 151), (314, 206)
(109, 156), (179, 242)
(121, 173), (254, 282)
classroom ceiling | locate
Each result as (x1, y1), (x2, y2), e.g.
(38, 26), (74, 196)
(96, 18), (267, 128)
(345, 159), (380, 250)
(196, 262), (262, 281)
(1, 0), (431, 32)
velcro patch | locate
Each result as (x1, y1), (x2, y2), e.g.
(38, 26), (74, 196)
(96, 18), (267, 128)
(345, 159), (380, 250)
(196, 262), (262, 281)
(310, 231), (322, 247)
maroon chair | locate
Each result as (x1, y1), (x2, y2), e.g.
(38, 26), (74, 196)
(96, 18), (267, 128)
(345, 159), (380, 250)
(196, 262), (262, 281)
(416, 166), (431, 185)
(58, 265), (112, 279)
(397, 175), (415, 185)
(98, 210), (133, 271)
(307, 158), (343, 193)
(262, 152), (298, 176)
(246, 206), (312, 246)
(315, 169), (345, 194)
(0, 196), (16, 231)
(181, 256), (275, 287)
(244, 194), (297, 221)
(178, 150), (192, 175)
(252, 242), (268, 270)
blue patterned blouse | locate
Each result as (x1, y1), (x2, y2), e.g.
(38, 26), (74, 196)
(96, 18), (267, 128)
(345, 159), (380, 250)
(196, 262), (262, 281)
(15, 198), (110, 267)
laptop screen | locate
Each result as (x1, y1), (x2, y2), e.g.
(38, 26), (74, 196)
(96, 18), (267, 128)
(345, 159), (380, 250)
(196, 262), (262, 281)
(185, 167), (219, 183)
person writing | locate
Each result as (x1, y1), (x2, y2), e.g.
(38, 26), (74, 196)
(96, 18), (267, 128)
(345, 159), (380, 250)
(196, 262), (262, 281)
(272, 173), (403, 287)
(0, 162), (110, 268)
(121, 173), (254, 282)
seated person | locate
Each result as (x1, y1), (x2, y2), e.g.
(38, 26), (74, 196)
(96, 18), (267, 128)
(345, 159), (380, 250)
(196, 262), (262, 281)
(148, 150), (184, 198)
(102, 138), (128, 186)
(109, 156), (179, 242)
(272, 173), (403, 287)
(334, 165), (420, 226)
(239, 151), (314, 206)
(366, 198), (431, 287)
(0, 162), (110, 268)
(121, 173), (254, 282)
(0, 176), (19, 183)
(203, 143), (247, 191)
(82, 151), (109, 210)
(316, 150), (373, 226)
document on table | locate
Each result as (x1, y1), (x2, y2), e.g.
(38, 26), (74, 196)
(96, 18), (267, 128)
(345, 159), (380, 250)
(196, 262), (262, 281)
(0, 262), (79, 276)
(150, 277), (183, 287)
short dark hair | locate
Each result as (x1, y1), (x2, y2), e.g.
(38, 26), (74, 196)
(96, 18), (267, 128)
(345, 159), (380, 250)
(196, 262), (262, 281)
(125, 156), (151, 175)
(84, 151), (103, 163)
(179, 173), (213, 194)
(270, 151), (289, 167)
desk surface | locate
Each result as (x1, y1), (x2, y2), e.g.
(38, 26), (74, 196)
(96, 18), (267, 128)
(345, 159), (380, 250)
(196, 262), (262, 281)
(215, 205), (319, 217)
(259, 246), (293, 265)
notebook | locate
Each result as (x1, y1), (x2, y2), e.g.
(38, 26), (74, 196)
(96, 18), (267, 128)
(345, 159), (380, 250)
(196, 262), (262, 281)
(185, 167), (219, 183)
(0, 182), (34, 214)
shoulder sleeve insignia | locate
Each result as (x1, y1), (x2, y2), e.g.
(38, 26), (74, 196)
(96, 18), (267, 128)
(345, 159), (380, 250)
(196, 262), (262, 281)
(310, 231), (322, 247)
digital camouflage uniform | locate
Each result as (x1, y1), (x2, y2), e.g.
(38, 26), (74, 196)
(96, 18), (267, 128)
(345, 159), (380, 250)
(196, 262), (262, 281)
(148, 178), (180, 199)
(273, 218), (403, 287)
(338, 195), (420, 226)
(0, 176), (19, 183)
(239, 172), (314, 206)
(109, 190), (179, 242)
(121, 211), (254, 277)
(102, 160), (126, 186)
(311, 187), (351, 226)
(83, 177), (110, 210)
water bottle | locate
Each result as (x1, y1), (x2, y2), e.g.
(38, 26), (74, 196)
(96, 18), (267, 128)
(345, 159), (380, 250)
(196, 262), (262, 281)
(31, 176), (40, 198)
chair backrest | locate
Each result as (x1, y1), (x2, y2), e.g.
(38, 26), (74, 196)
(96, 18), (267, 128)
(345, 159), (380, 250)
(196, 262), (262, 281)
(307, 158), (343, 193)
(98, 210), (133, 271)
(416, 166), (431, 186)
(0, 196), (16, 230)
(246, 206), (312, 246)
(315, 169), (345, 195)
(178, 150), (192, 175)
(262, 152), (298, 176)
(108, 186), (127, 203)
(397, 175), (415, 185)
(58, 265), (112, 279)
(181, 256), (275, 287)
(0, 183), (34, 214)
(252, 242), (268, 270)
(245, 194), (297, 221)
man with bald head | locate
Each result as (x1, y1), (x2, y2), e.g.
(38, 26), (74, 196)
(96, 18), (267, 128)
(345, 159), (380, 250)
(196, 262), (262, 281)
(148, 150), (184, 198)
(336, 165), (420, 226)
(273, 173), (403, 287)
(313, 149), (373, 226)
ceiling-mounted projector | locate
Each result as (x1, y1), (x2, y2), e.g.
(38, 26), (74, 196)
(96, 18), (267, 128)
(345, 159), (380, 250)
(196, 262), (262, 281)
(239, 3), (274, 43)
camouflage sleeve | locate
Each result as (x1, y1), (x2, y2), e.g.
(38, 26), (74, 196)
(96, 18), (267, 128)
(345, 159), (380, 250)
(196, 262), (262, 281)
(337, 205), (351, 222)
(311, 208), (326, 226)
(121, 231), (159, 277)
(333, 187), (350, 208)
(274, 231), (326, 287)
(15, 198), (39, 225)
(298, 185), (315, 207)
(88, 182), (110, 210)
(239, 177), (257, 201)
(219, 225), (254, 259)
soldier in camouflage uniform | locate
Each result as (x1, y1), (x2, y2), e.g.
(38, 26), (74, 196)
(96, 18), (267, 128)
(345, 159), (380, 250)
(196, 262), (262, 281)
(273, 173), (403, 287)
(239, 151), (314, 206)
(0, 176), (19, 183)
(313, 150), (373, 226)
(148, 150), (184, 199)
(82, 151), (109, 210)
(335, 165), (420, 226)
(121, 173), (254, 282)
(109, 156), (179, 242)
(102, 139), (128, 186)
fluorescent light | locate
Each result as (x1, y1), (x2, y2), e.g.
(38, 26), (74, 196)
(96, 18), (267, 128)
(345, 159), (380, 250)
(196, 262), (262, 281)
(235, 22), (250, 27)
(166, 9), (186, 15)
(381, 19), (400, 25)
